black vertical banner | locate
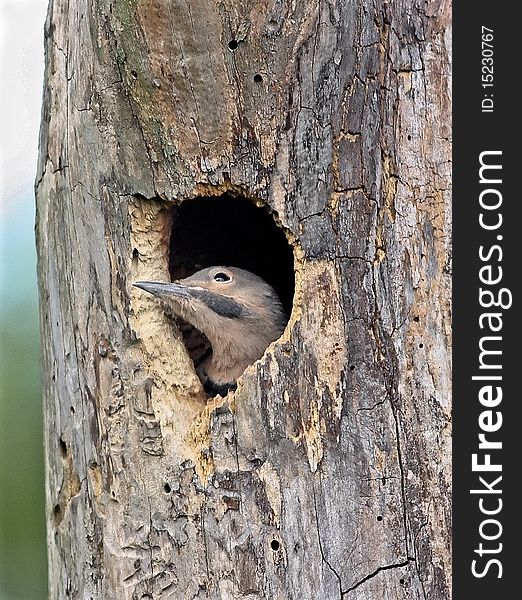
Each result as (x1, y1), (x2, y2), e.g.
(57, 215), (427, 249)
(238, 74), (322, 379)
(453, 2), (517, 598)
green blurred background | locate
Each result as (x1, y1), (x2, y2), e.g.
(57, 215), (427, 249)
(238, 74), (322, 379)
(0, 194), (47, 599)
(1, 0), (49, 597)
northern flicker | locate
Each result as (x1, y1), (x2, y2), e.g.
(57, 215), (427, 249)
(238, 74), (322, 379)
(133, 266), (286, 396)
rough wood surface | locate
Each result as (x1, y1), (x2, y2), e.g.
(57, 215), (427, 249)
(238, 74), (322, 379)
(36, 0), (451, 598)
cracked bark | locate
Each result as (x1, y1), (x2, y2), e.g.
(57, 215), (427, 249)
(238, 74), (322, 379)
(36, 0), (451, 598)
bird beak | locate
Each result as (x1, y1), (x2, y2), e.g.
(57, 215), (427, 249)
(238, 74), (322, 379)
(134, 280), (245, 320)
(133, 280), (191, 300)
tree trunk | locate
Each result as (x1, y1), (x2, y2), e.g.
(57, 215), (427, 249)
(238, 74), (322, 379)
(36, 0), (451, 598)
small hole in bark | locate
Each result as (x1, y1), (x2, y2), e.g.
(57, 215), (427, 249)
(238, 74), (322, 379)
(270, 539), (280, 551)
(59, 438), (67, 457)
(131, 69), (138, 78)
(350, 365), (355, 371)
(70, 406), (75, 415)
(228, 39), (239, 50)
(413, 316), (419, 322)
(164, 483), (172, 493)
(399, 578), (405, 584)
(419, 343), (424, 348)
(52, 503), (63, 525)
(407, 135), (412, 140)
(253, 73), (263, 83)
(223, 495), (240, 511)
(377, 515), (383, 522)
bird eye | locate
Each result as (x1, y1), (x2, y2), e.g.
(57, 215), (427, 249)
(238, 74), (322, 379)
(214, 272), (231, 283)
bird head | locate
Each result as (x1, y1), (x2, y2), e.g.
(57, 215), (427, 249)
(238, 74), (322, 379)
(133, 266), (286, 389)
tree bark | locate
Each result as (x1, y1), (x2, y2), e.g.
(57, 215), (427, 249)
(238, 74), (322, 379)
(36, 0), (451, 598)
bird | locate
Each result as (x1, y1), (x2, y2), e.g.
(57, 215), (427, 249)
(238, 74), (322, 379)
(133, 266), (287, 396)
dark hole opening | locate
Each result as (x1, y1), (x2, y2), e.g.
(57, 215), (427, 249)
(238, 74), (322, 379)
(270, 539), (280, 551)
(169, 194), (294, 392)
(59, 437), (67, 457)
(377, 515), (383, 522)
(164, 483), (172, 494)
(169, 195), (294, 313)
(253, 73), (263, 83)
(228, 39), (239, 50)
(419, 343), (424, 348)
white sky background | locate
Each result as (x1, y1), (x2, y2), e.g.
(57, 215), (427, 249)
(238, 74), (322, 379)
(0, 0), (48, 217)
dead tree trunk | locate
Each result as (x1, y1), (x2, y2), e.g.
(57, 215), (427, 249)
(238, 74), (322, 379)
(36, 0), (451, 598)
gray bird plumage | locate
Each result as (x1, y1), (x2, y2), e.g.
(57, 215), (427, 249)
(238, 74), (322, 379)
(133, 266), (286, 395)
